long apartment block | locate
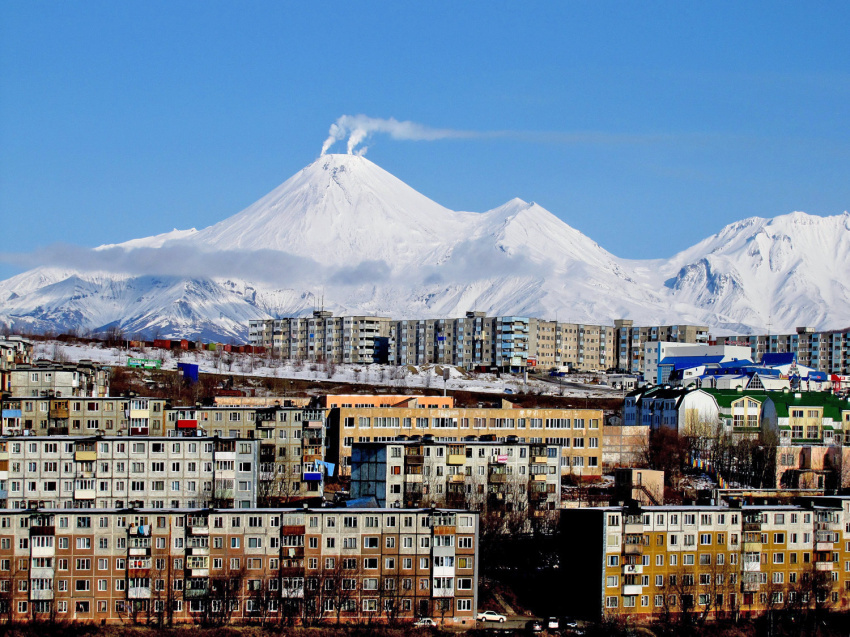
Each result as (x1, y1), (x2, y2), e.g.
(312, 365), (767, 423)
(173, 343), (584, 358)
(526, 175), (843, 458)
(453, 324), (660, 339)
(248, 311), (392, 364)
(0, 436), (259, 510)
(717, 327), (850, 376)
(351, 440), (562, 512)
(1, 396), (167, 436)
(0, 507), (479, 626)
(562, 498), (850, 621)
(249, 312), (710, 374)
(6, 360), (110, 398)
(325, 397), (603, 478)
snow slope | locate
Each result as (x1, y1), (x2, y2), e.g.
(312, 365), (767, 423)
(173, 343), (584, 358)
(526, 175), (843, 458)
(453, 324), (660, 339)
(0, 155), (847, 340)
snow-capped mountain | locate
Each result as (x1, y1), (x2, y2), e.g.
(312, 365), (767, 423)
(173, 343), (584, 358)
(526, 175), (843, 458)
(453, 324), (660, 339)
(0, 154), (847, 340)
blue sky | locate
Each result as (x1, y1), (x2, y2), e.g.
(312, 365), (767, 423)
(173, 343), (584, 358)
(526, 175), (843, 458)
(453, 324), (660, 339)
(1, 2), (848, 281)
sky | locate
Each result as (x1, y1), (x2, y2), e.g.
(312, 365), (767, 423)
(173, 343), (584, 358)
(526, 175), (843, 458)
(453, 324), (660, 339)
(1, 2), (848, 282)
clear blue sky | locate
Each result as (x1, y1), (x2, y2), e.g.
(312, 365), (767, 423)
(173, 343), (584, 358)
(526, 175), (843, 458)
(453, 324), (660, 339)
(1, 2), (848, 281)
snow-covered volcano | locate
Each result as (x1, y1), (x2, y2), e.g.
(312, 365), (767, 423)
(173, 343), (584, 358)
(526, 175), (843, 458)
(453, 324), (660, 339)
(0, 154), (847, 340)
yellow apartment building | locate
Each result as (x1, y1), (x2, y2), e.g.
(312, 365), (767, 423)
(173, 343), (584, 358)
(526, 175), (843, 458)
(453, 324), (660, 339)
(324, 397), (603, 478)
(562, 498), (850, 621)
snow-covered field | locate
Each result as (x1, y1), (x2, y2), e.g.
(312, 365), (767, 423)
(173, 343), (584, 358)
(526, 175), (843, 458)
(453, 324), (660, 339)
(34, 340), (623, 398)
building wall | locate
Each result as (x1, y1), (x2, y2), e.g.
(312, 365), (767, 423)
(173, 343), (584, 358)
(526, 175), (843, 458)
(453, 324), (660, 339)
(602, 426), (650, 469)
(165, 405), (328, 502)
(717, 328), (850, 376)
(0, 397), (167, 436)
(328, 405), (604, 478)
(0, 507), (479, 626)
(562, 501), (850, 621)
(0, 437), (258, 510)
(351, 441), (561, 511)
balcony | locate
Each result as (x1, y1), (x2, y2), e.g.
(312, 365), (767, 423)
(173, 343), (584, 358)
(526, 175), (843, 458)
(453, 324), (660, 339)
(815, 541), (834, 552)
(447, 454), (465, 466)
(74, 489), (96, 500)
(815, 562), (834, 571)
(488, 473), (507, 484)
(622, 564), (643, 575)
(623, 523), (643, 535)
(623, 544), (643, 556)
(404, 454), (424, 465)
(74, 451), (97, 462)
(742, 542), (762, 552)
(448, 474), (465, 483)
(622, 585), (643, 596)
(184, 588), (208, 599)
(128, 587), (152, 599)
(743, 562), (761, 572)
(30, 589), (53, 601)
(532, 456), (548, 464)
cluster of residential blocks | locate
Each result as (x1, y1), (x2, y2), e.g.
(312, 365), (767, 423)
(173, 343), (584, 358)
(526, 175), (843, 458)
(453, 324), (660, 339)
(248, 311), (712, 373)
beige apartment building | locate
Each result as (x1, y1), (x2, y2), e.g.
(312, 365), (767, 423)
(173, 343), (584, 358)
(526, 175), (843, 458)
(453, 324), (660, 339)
(0, 507), (479, 626)
(248, 312), (393, 364)
(0, 396), (167, 436)
(7, 361), (110, 398)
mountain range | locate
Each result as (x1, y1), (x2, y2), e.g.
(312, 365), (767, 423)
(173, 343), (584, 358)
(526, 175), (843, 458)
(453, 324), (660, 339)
(1, 154), (848, 341)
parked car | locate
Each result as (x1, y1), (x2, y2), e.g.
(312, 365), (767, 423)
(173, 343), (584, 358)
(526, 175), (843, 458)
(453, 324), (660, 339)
(414, 617), (437, 627)
(525, 619), (544, 632)
(562, 617), (579, 629)
(477, 610), (507, 622)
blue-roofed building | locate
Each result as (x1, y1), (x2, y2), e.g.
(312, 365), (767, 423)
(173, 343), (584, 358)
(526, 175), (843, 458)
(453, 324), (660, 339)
(644, 341), (753, 384)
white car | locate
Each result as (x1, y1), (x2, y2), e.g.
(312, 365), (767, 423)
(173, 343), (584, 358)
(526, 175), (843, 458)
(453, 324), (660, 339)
(477, 610), (507, 623)
(414, 617), (437, 627)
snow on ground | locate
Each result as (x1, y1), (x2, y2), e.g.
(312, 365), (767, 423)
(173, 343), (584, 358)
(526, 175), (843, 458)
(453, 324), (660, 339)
(34, 341), (622, 398)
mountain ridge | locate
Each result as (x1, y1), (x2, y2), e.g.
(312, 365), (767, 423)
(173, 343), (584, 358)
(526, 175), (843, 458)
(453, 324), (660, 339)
(0, 154), (847, 340)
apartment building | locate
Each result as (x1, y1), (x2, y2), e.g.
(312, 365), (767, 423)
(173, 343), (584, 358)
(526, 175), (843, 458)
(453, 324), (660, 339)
(8, 361), (110, 398)
(0, 337), (33, 391)
(555, 323), (617, 373)
(350, 440), (561, 511)
(324, 395), (454, 410)
(0, 396), (167, 436)
(562, 499), (850, 621)
(717, 327), (850, 376)
(0, 507), (478, 626)
(165, 404), (328, 503)
(391, 314), (498, 370)
(247, 312), (392, 364)
(615, 320), (711, 375)
(250, 314), (709, 374)
(0, 436), (259, 510)
(325, 398), (603, 478)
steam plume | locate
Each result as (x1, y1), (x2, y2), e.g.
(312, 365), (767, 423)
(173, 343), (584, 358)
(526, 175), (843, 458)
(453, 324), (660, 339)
(320, 115), (473, 155)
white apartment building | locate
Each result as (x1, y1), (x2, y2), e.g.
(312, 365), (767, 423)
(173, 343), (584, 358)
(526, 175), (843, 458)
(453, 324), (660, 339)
(351, 439), (562, 511)
(0, 436), (259, 510)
